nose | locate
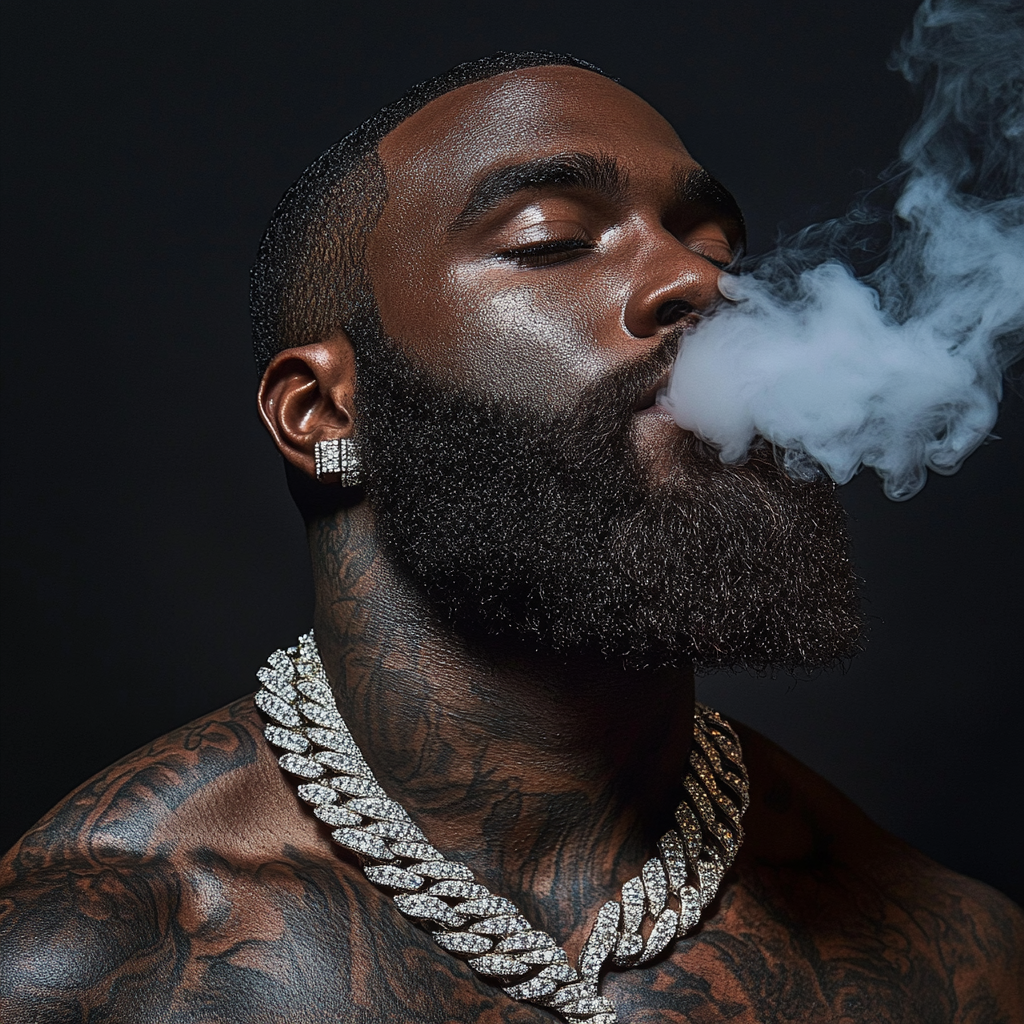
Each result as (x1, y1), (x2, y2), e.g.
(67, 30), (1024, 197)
(654, 299), (696, 326)
(623, 242), (722, 339)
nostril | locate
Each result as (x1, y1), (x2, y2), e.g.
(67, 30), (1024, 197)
(655, 299), (695, 327)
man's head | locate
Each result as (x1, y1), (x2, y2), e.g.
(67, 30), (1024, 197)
(256, 55), (862, 672)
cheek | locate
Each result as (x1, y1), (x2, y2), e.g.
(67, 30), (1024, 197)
(377, 253), (630, 409)
(439, 272), (606, 406)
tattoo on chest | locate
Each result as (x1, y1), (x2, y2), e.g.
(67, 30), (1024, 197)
(1, 692), (1020, 1022)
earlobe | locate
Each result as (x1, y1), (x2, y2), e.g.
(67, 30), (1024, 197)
(257, 332), (357, 480)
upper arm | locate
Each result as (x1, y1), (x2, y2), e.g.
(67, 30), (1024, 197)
(0, 698), (264, 1022)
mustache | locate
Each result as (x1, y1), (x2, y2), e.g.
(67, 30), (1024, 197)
(572, 326), (686, 432)
(572, 325), (832, 490)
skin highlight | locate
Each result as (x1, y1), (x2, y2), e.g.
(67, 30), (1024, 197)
(2, 65), (1022, 1023)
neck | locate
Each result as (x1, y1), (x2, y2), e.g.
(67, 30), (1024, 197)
(309, 505), (695, 950)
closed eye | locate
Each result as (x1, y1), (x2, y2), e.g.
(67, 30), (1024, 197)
(697, 252), (734, 270)
(498, 234), (598, 268)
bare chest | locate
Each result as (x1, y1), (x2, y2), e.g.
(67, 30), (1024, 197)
(168, 858), (953, 1024)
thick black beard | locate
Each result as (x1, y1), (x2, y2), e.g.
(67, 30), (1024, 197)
(354, 325), (862, 672)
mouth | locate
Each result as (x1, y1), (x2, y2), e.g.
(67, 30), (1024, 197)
(633, 370), (673, 415)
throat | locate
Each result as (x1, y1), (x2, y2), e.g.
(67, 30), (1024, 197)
(307, 504), (698, 948)
(316, 613), (696, 950)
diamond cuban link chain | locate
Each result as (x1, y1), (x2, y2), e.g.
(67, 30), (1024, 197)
(255, 633), (749, 1024)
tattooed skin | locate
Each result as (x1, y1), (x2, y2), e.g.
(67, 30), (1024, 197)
(5, 502), (1019, 1024)
(2, 697), (1021, 1023)
(3, 502), (1023, 1024)
(2, 692), (1024, 1019)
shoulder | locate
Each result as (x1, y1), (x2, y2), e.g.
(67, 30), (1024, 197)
(0, 699), (545, 1024)
(0, 697), (344, 1021)
(1, 695), (269, 876)
(725, 722), (1024, 1022)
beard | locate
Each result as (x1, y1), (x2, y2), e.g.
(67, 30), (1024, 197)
(353, 321), (862, 672)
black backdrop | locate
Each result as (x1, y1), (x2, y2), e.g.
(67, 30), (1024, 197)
(2, 1), (1021, 902)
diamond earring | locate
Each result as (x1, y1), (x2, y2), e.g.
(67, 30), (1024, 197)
(314, 438), (362, 487)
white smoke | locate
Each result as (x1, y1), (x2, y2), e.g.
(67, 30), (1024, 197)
(662, 0), (1024, 500)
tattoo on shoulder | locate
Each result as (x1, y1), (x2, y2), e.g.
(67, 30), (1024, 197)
(3, 696), (261, 874)
(608, 857), (1024, 1024)
(2, 692), (1020, 1022)
(0, 842), (548, 1021)
(0, 699), (551, 1022)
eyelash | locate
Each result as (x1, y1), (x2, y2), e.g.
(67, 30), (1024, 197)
(683, 240), (735, 270)
(498, 236), (733, 270)
(699, 252), (733, 270)
(498, 233), (597, 267)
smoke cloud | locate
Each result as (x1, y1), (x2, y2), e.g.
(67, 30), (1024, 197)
(662, 0), (1024, 500)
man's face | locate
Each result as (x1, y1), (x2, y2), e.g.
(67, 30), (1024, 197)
(353, 66), (861, 670)
(367, 67), (740, 459)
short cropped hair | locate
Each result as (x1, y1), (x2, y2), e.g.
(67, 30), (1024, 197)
(250, 51), (608, 376)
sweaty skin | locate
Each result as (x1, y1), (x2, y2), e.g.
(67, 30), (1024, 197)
(2, 67), (1022, 1023)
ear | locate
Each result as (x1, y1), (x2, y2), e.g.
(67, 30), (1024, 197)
(257, 331), (356, 480)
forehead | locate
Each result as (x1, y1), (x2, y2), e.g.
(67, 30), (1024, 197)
(375, 66), (694, 223)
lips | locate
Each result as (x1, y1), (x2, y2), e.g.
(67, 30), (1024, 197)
(633, 370), (672, 414)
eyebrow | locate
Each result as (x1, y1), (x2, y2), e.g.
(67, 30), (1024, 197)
(447, 151), (747, 252)
(448, 152), (628, 233)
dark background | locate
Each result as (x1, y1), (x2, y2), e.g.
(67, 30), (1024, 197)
(2, 1), (1021, 902)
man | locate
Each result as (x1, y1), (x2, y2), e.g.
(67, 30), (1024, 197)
(1, 52), (1020, 1023)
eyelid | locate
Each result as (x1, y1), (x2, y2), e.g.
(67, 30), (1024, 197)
(693, 249), (733, 270)
(500, 226), (592, 249)
(497, 225), (595, 253)
(680, 231), (735, 270)
(496, 232), (598, 267)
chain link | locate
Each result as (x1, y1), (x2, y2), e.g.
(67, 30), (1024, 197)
(256, 632), (749, 1024)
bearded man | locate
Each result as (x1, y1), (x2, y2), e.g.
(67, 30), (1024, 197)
(1, 52), (1021, 1024)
